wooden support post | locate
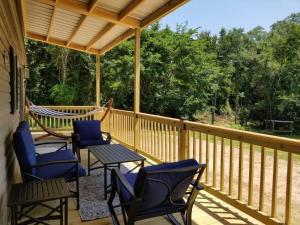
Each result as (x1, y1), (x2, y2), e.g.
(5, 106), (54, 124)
(178, 120), (188, 160)
(134, 28), (141, 151)
(96, 55), (100, 107)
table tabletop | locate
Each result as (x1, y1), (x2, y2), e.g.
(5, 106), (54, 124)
(8, 178), (71, 206)
(88, 144), (145, 165)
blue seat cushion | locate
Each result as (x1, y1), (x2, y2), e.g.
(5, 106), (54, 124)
(120, 172), (138, 202)
(13, 121), (36, 175)
(79, 139), (110, 148)
(133, 159), (199, 211)
(73, 120), (103, 141)
(36, 149), (86, 181)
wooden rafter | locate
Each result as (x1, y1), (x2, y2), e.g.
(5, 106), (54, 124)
(66, 0), (99, 47)
(86, 0), (143, 52)
(34, 0), (140, 28)
(141, 0), (189, 28)
(99, 29), (135, 55)
(119, 0), (144, 21)
(99, 0), (189, 55)
(86, 23), (114, 51)
(46, 3), (57, 41)
(20, 0), (28, 35)
(27, 32), (99, 55)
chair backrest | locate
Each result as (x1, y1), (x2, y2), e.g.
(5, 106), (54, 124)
(13, 121), (36, 175)
(134, 159), (201, 211)
(73, 120), (104, 141)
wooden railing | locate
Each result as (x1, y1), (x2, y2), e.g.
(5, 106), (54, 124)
(109, 109), (300, 225)
(28, 106), (300, 225)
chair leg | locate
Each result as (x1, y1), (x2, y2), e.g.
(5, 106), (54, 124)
(167, 214), (181, 225)
(77, 148), (81, 162)
(76, 173), (80, 210)
(107, 189), (121, 225)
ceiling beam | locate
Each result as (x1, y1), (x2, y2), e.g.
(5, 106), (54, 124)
(46, 3), (57, 41)
(34, 0), (140, 28)
(86, 23), (114, 51)
(27, 32), (99, 55)
(119, 0), (144, 21)
(99, 0), (190, 56)
(66, 0), (99, 47)
(99, 29), (135, 55)
(86, 0), (143, 52)
(141, 0), (189, 28)
(20, 0), (28, 36)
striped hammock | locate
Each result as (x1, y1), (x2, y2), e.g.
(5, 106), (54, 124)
(27, 100), (107, 119)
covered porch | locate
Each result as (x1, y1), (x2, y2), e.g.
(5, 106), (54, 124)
(3, 0), (300, 225)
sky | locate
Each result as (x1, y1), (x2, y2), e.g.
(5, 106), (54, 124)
(160, 0), (300, 35)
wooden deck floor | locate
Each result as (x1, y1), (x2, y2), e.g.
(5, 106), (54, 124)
(31, 140), (264, 225)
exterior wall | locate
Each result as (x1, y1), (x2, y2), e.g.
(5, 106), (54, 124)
(0, 0), (26, 224)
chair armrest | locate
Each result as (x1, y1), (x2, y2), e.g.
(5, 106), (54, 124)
(35, 141), (67, 151)
(112, 169), (135, 199)
(102, 132), (112, 143)
(30, 159), (78, 168)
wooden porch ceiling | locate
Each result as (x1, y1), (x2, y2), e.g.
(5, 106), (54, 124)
(21, 0), (189, 55)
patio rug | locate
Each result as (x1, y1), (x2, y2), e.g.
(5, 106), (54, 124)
(69, 169), (122, 221)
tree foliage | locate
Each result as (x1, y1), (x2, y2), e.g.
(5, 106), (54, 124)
(26, 13), (300, 128)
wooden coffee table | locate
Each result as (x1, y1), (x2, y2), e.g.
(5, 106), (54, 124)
(87, 144), (145, 199)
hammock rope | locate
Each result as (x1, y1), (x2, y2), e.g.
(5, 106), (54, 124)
(25, 97), (113, 140)
(27, 99), (111, 119)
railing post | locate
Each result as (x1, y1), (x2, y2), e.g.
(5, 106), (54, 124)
(178, 120), (188, 160)
(134, 113), (140, 152)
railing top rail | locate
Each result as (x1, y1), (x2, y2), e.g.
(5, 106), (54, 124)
(185, 120), (300, 154)
(111, 108), (135, 116)
(137, 112), (181, 127)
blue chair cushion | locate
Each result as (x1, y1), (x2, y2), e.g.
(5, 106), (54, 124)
(133, 159), (199, 211)
(36, 149), (86, 181)
(73, 120), (103, 141)
(121, 172), (138, 202)
(13, 121), (36, 175)
(79, 139), (110, 148)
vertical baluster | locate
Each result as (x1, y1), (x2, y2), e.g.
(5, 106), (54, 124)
(126, 115), (129, 144)
(229, 140), (233, 196)
(205, 133), (209, 184)
(271, 149), (278, 218)
(169, 125), (172, 162)
(238, 141), (244, 201)
(213, 136), (217, 188)
(147, 120), (150, 153)
(285, 152), (293, 225)
(259, 147), (265, 211)
(199, 132), (202, 163)
(173, 126), (176, 161)
(143, 119), (146, 151)
(154, 122), (157, 158)
(248, 144), (254, 206)
(193, 131), (196, 160)
(158, 123), (162, 160)
(150, 121), (154, 156)
(220, 137), (224, 192)
(164, 124), (168, 161)
(161, 123), (164, 160)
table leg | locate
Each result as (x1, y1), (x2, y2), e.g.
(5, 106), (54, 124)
(141, 160), (144, 168)
(65, 198), (68, 225)
(11, 206), (16, 225)
(60, 199), (63, 225)
(88, 150), (90, 176)
(104, 165), (107, 200)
